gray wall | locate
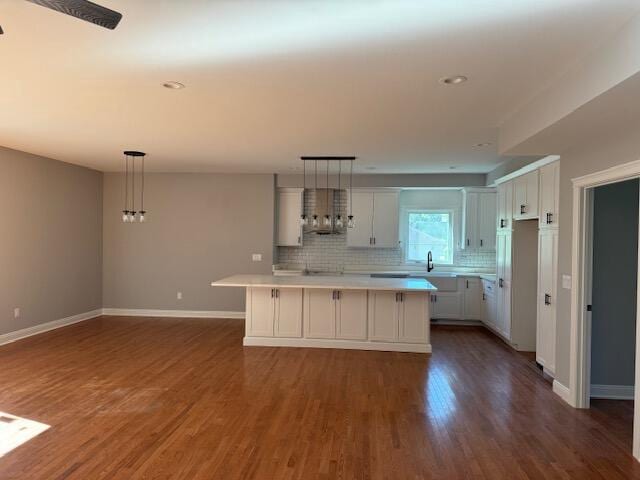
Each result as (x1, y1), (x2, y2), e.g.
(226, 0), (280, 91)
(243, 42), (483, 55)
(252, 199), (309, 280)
(486, 156), (543, 185)
(277, 173), (487, 189)
(590, 179), (638, 386)
(0, 147), (103, 336)
(102, 173), (275, 312)
(556, 117), (640, 387)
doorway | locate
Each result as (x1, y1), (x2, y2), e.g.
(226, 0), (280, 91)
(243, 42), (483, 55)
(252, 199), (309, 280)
(570, 160), (640, 460)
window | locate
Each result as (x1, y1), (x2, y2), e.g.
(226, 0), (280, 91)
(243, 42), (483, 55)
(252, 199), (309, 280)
(405, 210), (453, 264)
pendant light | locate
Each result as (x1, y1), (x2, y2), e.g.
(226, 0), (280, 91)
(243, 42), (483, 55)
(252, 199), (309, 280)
(323, 160), (332, 227)
(300, 159), (308, 226)
(311, 159), (319, 228)
(347, 159), (355, 228)
(335, 160), (344, 228)
(121, 151), (147, 223)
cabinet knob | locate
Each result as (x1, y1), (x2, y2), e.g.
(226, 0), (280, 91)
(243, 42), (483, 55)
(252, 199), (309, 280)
(544, 293), (551, 305)
(520, 204), (526, 215)
(499, 278), (504, 288)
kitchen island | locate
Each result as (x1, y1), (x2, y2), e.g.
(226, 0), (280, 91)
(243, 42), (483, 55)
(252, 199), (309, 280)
(211, 274), (437, 353)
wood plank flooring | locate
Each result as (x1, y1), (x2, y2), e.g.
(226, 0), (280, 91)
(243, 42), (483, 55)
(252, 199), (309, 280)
(1, 317), (639, 479)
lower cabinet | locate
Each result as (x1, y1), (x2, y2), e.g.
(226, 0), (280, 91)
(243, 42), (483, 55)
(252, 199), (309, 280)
(537, 229), (558, 373)
(304, 289), (368, 340)
(368, 291), (429, 344)
(481, 280), (497, 329)
(462, 277), (482, 320)
(430, 292), (463, 319)
(246, 287), (303, 337)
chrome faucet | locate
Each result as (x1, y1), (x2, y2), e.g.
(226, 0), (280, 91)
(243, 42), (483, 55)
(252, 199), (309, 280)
(427, 251), (434, 272)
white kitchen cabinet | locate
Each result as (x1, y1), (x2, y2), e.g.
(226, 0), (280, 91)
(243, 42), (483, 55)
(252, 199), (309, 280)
(513, 170), (539, 220)
(462, 189), (496, 250)
(276, 189), (303, 247)
(481, 280), (497, 328)
(368, 290), (428, 344)
(347, 190), (399, 248)
(462, 277), (483, 320)
(304, 289), (336, 339)
(368, 291), (399, 341)
(496, 233), (512, 338)
(497, 181), (513, 231)
(430, 292), (463, 319)
(304, 289), (368, 340)
(398, 292), (429, 344)
(274, 288), (303, 338)
(246, 287), (303, 338)
(335, 290), (368, 340)
(537, 229), (558, 373)
(539, 161), (560, 230)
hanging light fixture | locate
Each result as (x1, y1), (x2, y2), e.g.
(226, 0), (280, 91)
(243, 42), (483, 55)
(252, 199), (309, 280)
(311, 159), (319, 228)
(335, 160), (344, 228)
(347, 159), (355, 228)
(323, 160), (332, 227)
(122, 151), (147, 223)
(300, 159), (308, 226)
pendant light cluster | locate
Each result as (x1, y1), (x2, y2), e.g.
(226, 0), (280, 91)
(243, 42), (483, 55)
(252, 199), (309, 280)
(299, 156), (356, 229)
(121, 150), (148, 223)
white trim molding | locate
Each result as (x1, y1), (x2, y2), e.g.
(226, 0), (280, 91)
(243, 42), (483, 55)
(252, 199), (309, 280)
(492, 155), (560, 186)
(553, 380), (571, 404)
(243, 336), (432, 354)
(101, 308), (245, 319)
(590, 384), (635, 400)
(0, 309), (102, 346)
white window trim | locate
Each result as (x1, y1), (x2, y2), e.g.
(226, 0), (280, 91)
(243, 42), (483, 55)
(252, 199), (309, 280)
(401, 208), (455, 265)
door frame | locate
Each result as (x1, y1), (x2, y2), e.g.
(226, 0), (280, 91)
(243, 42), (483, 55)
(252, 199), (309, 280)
(569, 158), (640, 459)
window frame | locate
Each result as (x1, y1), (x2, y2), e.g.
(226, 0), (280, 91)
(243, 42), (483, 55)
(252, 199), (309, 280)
(402, 208), (455, 265)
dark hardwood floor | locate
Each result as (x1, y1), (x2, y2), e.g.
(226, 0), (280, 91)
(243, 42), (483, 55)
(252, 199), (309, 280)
(0, 317), (639, 479)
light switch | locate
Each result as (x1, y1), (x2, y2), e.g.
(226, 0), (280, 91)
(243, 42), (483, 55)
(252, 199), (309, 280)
(252, 254), (262, 262)
(177, 292), (182, 300)
(14, 308), (20, 319)
(562, 275), (572, 290)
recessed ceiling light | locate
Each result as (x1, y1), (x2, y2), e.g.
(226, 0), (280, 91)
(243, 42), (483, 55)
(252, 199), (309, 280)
(473, 142), (492, 147)
(163, 81), (185, 90)
(439, 75), (468, 85)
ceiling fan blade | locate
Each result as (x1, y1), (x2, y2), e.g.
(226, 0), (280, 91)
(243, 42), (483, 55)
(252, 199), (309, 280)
(25, 0), (122, 30)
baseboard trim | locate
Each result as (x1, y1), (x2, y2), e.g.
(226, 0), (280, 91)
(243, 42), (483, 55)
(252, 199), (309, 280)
(431, 319), (483, 327)
(243, 336), (432, 353)
(101, 308), (245, 319)
(0, 309), (103, 347)
(553, 380), (572, 404)
(590, 384), (635, 400)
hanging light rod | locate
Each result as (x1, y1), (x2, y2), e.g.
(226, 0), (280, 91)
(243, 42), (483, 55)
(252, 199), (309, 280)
(300, 156), (356, 161)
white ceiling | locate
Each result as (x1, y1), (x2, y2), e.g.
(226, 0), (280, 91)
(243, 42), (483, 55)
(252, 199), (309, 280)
(0, 0), (638, 173)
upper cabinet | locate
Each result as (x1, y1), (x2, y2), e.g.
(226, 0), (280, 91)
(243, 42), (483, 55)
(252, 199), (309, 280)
(462, 188), (496, 250)
(276, 189), (303, 247)
(539, 161), (560, 230)
(347, 190), (399, 248)
(497, 181), (513, 231)
(512, 170), (539, 220)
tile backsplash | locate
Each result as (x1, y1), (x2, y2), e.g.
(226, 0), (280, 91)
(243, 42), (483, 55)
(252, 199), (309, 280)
(276, 190), (496, 272)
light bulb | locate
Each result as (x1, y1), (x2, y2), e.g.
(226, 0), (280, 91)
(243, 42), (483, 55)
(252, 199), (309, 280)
(312, 215), (319, 228)
(347, 215), (355, 228)
(323, 215), (332, 226)
(300, 215), (308, 226)
(122, 212), (129, 222)
(129, 213), (136, 222)
(336, 216), (344, 228)
(139, 214), (146, 223)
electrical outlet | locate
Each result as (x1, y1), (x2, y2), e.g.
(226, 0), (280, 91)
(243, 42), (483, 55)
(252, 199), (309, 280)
(177, 292), (183, 300)
(252, 254), (262, 262)
(14, 308), (20, 319)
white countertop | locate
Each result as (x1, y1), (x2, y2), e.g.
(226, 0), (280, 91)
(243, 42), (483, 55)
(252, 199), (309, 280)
(212, 274), (437, 292)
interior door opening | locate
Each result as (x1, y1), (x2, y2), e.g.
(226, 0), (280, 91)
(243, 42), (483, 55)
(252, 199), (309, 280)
(510, 219), (538, 353)
(587, 178), (639, 453)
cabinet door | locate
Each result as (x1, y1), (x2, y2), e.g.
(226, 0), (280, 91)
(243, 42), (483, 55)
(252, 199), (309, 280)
(430, 292), (463, 319)
(463, 278), (483, 320)
(372, 192), (399, 247)
(277, 191), (303, 247)
(398, 292), (429, 344)
(336, 290), (368, 340)
(497, 181), (513, 230)
(537, 230), (558, 372)
(513, 171), (539, 220)
(368, 291), (399, 341)
(274, 288), (303, 338)
(347, 192), (374, 247)
(496, 233), (512, 338)
(478, 192), (497, 250)
(463, 192), (479, 250)
(303, 289), (336, 339)
(246, 287), (274, 337)
(539, 162), (560, 229)
(486, 292), (497, 329)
